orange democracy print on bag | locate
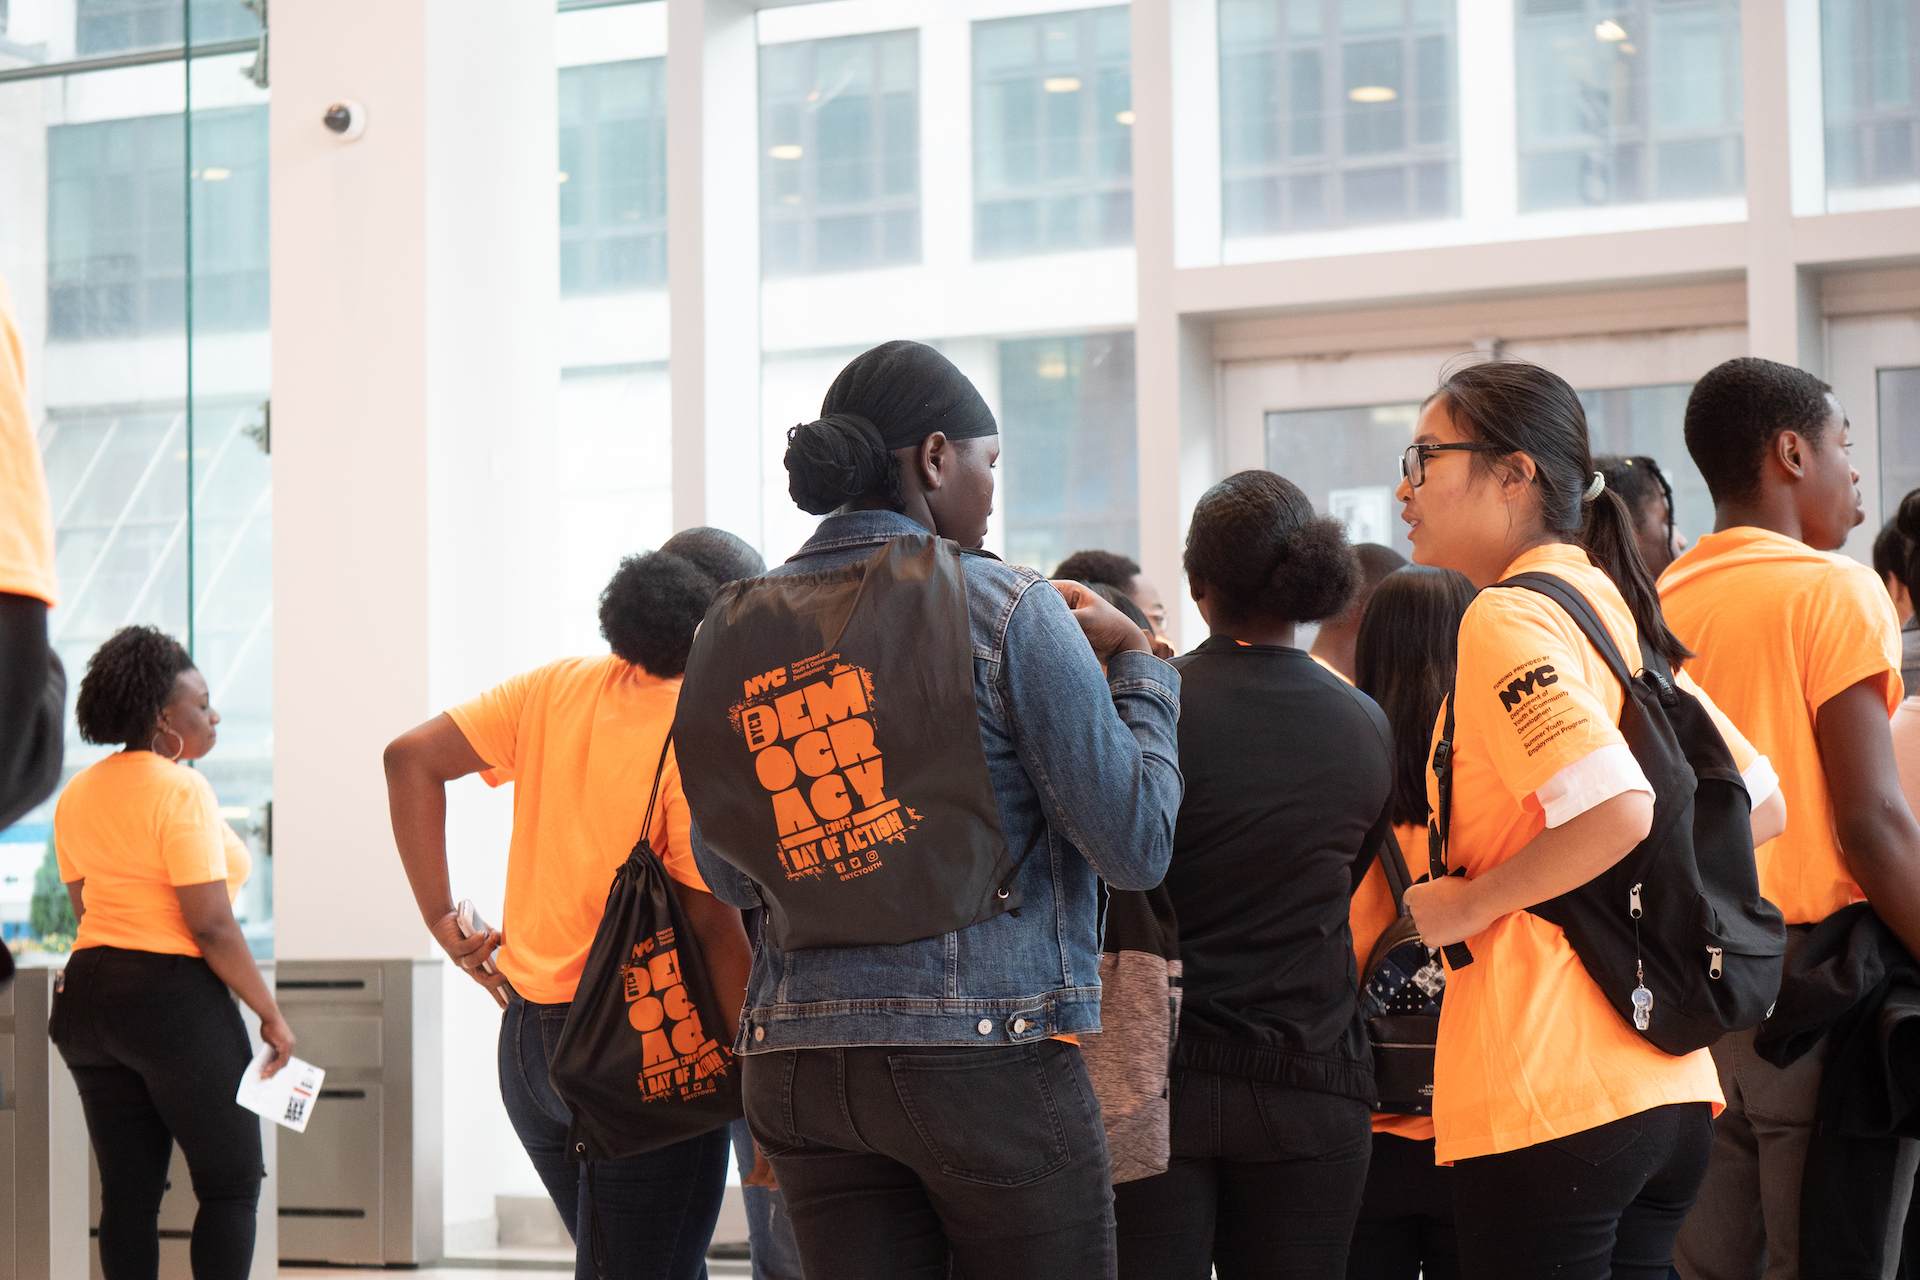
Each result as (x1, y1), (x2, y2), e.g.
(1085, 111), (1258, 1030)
(730, 652), (921, 884)
(623, 927), (731, 1104)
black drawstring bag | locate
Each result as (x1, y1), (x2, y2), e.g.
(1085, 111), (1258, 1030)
(673, 533), (1018, 951)
(549, 736), (742, 1164)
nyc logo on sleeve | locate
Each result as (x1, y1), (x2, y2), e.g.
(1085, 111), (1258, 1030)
(1493, 656), (1588, 759)
(728, 652), (921, 885)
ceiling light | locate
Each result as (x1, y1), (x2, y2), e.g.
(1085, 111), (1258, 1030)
(1115, 109), (1136, 126)
(805, 89), (821, 103)
(1619, 42), (1638, 55)
(556, 171), (570, 184)
(198, 166), (232, 181)
(1043, 76), (1082, 94)
(1347, 85), (1398, 104)
(768, 143), (804, 161)
(1595, 18), (1628, 42)
(1036, 356), (1069, 379)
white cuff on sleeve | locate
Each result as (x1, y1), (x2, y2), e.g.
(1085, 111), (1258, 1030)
(1742, 755), (1781, 810)
(1534, 743), (1654, 829)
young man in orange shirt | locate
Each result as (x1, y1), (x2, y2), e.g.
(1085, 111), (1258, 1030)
(1662, 357), (1920, 1280)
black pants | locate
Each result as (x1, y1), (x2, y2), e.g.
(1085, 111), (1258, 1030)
(1346, 1132), (1457, 1280)
(1112, 1068), (1372, 1279)
(50, 947), (264, 1280)
(1453, 1101), (1712, 1280)
(743, 1041), (1116, 1280)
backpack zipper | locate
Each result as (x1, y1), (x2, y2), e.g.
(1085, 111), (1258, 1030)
(1706, 946), (1724, 980)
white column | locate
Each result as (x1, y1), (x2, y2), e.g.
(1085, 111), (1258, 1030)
(270, 0), (559, 957)
(1742, 0), (1824, 371)
(668, 0), (763, 545)
(1132, 0), (1219, 650)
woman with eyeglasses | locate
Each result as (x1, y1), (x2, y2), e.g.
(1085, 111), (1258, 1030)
(1393, 362), (1783, 1280)
(49, 625), (292, 1280)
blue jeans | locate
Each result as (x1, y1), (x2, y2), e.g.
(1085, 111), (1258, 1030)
(729, 1119), (803, 1280)
(499, 992), (730, 1280)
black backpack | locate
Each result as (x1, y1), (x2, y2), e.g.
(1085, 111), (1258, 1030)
(1431, 572), (1786, 1057)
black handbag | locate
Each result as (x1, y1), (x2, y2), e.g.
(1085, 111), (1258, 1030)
(673, 534), (1019, 951)
(1359, 825), (1445, 1116)
(549, 736), (743, 1162)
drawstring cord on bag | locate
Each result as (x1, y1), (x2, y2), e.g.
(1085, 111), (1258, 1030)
(582, 1148), (609, 1280)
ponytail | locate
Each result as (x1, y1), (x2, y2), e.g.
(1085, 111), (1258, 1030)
(1582, 484), (1690, 669)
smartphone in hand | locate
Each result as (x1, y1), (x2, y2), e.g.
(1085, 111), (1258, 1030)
(455, 899), (509, 1009)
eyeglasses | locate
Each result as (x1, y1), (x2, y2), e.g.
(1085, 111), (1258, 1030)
(1400, 442), (1504, 489)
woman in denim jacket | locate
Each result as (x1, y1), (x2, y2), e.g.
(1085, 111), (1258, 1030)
(689, 340), (1184, 1280)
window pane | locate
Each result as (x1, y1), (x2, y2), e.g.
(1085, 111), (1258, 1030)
(559, 57), (669, 295)
(1265, 403), (1420, 560)
(760, 30), (922, 276)
(973, 7), (1134, 258)
(1878, 367), (1920, 519)
(999, 332), (1139, 573)
(1220, 0), (1459, 238)
(1515, 0), (1743, 213)
(1822, 0), (1920, 199)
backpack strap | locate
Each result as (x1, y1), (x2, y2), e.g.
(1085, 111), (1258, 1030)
(1374, 818), (1416, 915)
(1426, 694), (1474, 970)
(1496, 572), (1635, 689)
(634, 732), (675, 859)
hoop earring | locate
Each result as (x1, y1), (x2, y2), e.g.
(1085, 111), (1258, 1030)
(151, 727), (185, 761)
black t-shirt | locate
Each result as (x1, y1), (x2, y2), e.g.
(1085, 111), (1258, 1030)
(1165, 636), (1393, 1097)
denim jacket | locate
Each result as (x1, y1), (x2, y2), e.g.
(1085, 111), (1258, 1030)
(689, 509), (1183, 1052)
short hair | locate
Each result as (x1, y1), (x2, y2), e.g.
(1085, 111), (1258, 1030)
(75, 625), (195, 749)
(1052, 549), (1142, 590)
(1086, 581), (1150, 631)
(1184, 470), (1356, 626)
(659, 526), (764, 588)
(1683, 358), (1836, 505)
(599, 539), (754, 677)
(1354, 543), (1408, 592)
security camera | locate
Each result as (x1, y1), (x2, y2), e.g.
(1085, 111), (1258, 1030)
(322, 101), (366, 141)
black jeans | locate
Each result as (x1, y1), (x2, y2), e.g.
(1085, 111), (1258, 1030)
(743, 1041), (1116, 1280)
(1346, 1132), (1457, 1280)
(498, 993), (730, 1280)
(49, 947), (265, 1280)
(1112, 1068), (1372, 1280)
(1453, 1102), (1713, 1280)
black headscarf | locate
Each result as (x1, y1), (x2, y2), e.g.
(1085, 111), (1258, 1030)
(819, 340), (998, 451)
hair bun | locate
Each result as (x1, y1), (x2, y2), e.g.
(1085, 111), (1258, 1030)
(784, 413), (898, 516)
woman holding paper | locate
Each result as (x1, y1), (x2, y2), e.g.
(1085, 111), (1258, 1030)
(49, 624), (292, 1280)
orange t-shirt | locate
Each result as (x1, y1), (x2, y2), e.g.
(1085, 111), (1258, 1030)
(1350, 822), (1436, 1142)
(448, 655), (709, 1005)
(1427, 543), (1762, 1163)
(55, 752), (250, 956)
(1660, 527), (1904, 925)
(0, 278), (56, 606)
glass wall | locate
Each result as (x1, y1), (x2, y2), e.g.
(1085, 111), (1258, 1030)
(756, 2), (1139, 576)
(1514, 0), (1743, 212)
(0, 6), (273, 955)
(974, 6), (1133, 256)
(1822, 0), (1920, 202)
(554, 1), (672, 652)
(1219, 0), (1458, 235)
(761, 29), (920, 275)
(1878, 366), (1920, 517)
